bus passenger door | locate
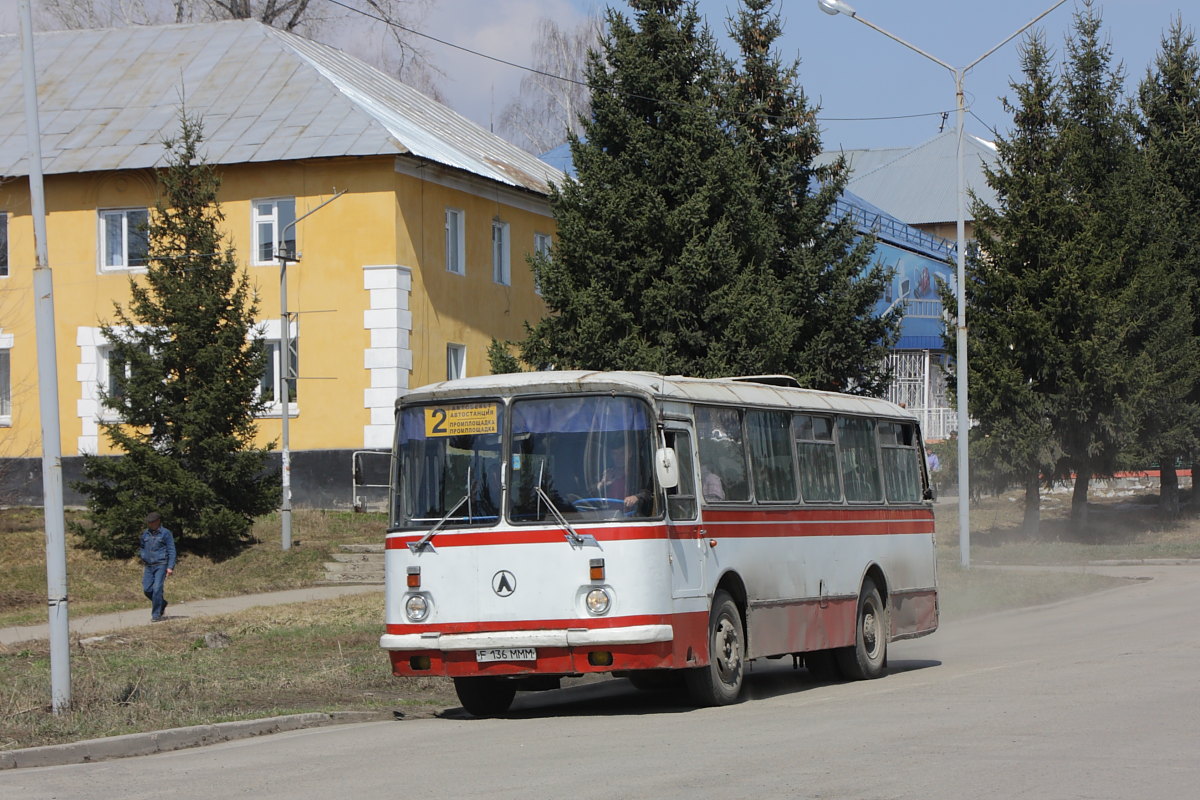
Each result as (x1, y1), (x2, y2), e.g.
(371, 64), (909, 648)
(665, 427), (705, 598)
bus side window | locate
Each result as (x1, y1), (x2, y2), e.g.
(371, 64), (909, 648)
(695, 406), (749, 502)
(795, 414), (841, 502)
(880, 421), (923, 502)
(746, 409), (799, 502)
(665, 430), (698, 520)
(837, 416), (883, 502)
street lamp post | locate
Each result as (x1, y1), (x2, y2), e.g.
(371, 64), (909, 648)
(274, 190), (345, 550)
(818, 0), (1068, 568)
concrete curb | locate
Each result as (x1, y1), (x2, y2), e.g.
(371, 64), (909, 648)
(0, 711), (387, 770)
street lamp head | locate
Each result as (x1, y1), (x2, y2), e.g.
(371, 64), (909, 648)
(817, 0), (856, 16)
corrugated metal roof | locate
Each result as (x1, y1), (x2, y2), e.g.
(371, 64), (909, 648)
(0, 20), (563, 194)
(817, 131), (998, 226)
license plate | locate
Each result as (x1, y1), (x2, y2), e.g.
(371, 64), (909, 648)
(476, 647), (537, 663)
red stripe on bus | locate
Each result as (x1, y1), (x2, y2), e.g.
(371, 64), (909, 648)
(705, 520), (934, 538)
(386, 521), (931, 548)
(385, 526), (663, 549)
(389, 641), (679, 677)
(386, 508), (934, 549)
(702, 507), (933, 523)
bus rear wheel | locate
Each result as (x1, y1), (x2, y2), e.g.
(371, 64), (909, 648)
(685, 590), (744, 706)
(836, 578), (888, 680)
(453, 676), (517, 717)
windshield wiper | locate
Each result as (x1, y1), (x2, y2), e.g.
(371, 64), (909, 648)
(534, 485), (598, 549)
(408, 494), (468, 553)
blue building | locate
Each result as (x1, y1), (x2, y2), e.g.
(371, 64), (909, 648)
(836, 191), (955, 439)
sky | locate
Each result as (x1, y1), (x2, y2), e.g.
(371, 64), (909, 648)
(0, 0), (1193, 152)
(416, 0), (1191, 152)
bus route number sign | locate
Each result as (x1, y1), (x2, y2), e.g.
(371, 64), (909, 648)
(424, 405), (498, 438)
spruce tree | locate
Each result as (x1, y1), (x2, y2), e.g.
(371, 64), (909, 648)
(522, 0), (759, 376)
(958, 32), (1068, 536)
(724, 0), (895, 392)
(1136, 18), (1200, 516)
(74, 113), (279, 558)
(521, 0), (893, 390)
(1053, 0), (1138, 526)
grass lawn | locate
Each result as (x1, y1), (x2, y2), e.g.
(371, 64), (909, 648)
(2, 491), (1198, 750)
(0, 508), (387, 628)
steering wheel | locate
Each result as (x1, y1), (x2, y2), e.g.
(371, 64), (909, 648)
(571, 496), (627, 512)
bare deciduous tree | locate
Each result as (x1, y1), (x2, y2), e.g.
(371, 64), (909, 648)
(36, 0), (443, 99)
(498, 15), (603, 155)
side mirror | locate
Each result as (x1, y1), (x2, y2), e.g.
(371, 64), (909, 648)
(655, 447), (679, 489)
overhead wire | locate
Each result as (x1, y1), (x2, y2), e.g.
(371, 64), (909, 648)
(320, 0), (958, 126)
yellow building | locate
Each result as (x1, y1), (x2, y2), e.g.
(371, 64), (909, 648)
(0, 21), (559, 506)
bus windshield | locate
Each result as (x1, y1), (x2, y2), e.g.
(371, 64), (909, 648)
(394, 395), (659, 529)
(509, 395), (658, 522)
(395, 402), (504, 529)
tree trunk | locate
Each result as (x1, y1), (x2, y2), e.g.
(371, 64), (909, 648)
(1022, 470), (1041, 538)
(1159, 459), (1179, 519)
(1071, 465), (1090, 532)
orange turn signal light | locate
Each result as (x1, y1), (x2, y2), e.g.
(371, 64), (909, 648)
(589, 558), (605, 581)
(406, 566), (421, 588)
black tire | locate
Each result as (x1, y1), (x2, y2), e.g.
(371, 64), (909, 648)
(453, 676), (517, 717)
(804, 649), (842, 682)
(835, 578), (888, 680)
(685, 590), (745, 706)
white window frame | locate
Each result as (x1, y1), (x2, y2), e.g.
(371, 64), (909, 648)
(98, 208), (149, 272)
(0, 212), (9, 278)
(445, 208), (465, 275)
(0, 332), (12, 425)
(254, 318), (299, 417)
(446, 343), (466, 381)
(96, 344), (131, 422)
(533, 232), (552, 295)
(252, 197), (297, 266)
(492, 219), (510, 285)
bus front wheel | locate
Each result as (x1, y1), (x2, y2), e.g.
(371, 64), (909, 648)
(685, 590), (745, 706)
(453, 676), (517, 717)
(836, 578), (888, 680)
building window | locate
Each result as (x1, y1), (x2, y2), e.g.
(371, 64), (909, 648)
(99, 208), (149, 270)
(0, 346), (10, 424)
(255, 319), (298, 414)
(95, 342), (142, 422)
(99, 345), (130, 400)
(533, 232), (551, 295)
(0, 212), (9, 278)
(447, 343), (466, 380)
(445, 208), (465, 275)
(252, 197), (296, 265)
(492, 220), (510, 285)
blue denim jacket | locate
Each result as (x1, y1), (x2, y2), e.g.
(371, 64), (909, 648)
(139, 527), (176, 568)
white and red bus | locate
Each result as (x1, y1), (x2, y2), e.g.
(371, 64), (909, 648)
(381, 371), (938, 715)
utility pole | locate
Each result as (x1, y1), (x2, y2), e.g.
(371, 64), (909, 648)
(19, 0), (70, 713)
(277, 190), (345, 550)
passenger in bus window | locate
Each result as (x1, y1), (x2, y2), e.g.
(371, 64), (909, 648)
(702, 465), (725, 501)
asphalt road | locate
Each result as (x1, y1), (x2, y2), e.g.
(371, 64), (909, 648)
(3, 565), (1196, 800)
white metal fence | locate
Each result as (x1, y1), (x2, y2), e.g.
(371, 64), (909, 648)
(883, 350), (956, 441)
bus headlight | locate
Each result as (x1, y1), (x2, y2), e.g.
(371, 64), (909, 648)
(585, 588), (612, 616)
(405, 594), (430, 622)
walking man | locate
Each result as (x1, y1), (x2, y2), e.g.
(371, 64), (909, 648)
(139, 512), (176, 622)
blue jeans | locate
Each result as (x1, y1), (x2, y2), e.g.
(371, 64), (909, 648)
(143, 563), (168, 620)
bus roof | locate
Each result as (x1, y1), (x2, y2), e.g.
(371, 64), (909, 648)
(397, 371), (916, 421)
